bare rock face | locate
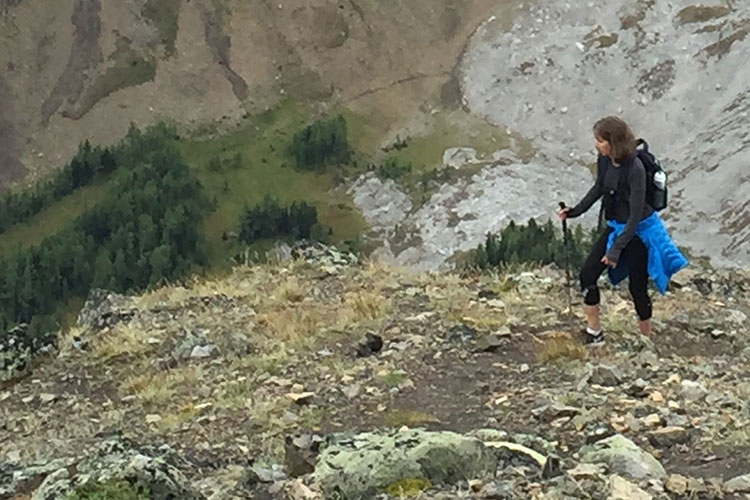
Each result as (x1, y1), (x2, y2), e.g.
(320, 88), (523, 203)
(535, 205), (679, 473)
(460, 0), (750, 268)
(350, 153), (594, 271)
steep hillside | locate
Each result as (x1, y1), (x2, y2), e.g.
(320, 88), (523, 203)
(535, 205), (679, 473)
(2, 245), (750, 499)
(0, 0), (514, 186)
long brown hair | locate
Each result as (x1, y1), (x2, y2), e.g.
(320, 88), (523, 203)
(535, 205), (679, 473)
(593, 116), (637, 164)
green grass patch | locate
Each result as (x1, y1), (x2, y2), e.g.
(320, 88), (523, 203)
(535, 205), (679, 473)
(344, 109), (515, 173)
(0, 180), (110, 253)
(381, 409), (441, 428)
(379, 369), (408, 388)
(143, 0), (181, 56)
(180, 99), (367, 269)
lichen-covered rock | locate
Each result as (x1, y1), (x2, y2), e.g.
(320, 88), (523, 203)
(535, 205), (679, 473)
(314, 429), (497, 500)
(76, 288), (137, 331)
(31, 440), (203, 500)
(1, 323), (56, 382)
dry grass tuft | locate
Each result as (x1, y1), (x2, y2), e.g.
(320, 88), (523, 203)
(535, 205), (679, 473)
(537, 332), (587, 363)
(274, 276), (309, 303)
(92, 325), (161, 361)
(156, 401), (200, 433)
(347, 289), (388, 320)
(120, 365), (203, 407)
(258, 306), (322, 343)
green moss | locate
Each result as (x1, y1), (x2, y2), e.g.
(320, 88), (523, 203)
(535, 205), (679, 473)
(385, 478), (432, 497)
(65, 480), (149, 500)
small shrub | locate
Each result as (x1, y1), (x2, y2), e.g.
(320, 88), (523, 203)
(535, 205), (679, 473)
(377, 157), (412, 180)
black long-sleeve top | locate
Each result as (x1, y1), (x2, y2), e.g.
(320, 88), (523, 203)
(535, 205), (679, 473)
(568, 154), (653, 263)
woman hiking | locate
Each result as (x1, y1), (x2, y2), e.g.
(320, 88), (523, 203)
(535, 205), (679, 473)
(559, 116), (688, 346)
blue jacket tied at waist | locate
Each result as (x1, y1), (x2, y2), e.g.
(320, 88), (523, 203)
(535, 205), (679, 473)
(607, 212), (688, 294)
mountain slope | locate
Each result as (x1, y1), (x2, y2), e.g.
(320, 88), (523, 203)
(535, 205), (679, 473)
(0, 0), (513, 187)
(460, 0), (750, 267)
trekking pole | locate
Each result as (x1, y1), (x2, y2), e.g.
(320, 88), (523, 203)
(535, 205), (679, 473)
(558, 202), (574, 331)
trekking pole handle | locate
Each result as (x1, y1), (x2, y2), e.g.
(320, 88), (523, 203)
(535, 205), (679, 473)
(558, 202), (569, 235)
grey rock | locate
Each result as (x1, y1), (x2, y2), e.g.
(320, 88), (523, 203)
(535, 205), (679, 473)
(266, 242), (293, 263)
(0, 458), (75, 499)
(608, 474), (652, 500)
(314, 429), (497, 499)
(1, 323), (56, 382)
(173, 330), (211, 360)
(579, 434), (666, 481)
(475, 333), (509, 353)
(566, 463), (606, 481)
(76, 288), (136, 330)
(647, 427), (690, 448)
(249, 460), (287, 483)
(589, 365), (624, 387)
(190, 344), (218, 359)
(666, 474), (707, 496)
(443, 147), (479, 169)
(680, 380), (708, 403)
(341, 384), (361, 399)
(33, 468), (72, 500)
(479, 481), (515, 499)
(725, 473), (750, 493)
(532, 404), (581, 423)
(626, 378), (650, 398)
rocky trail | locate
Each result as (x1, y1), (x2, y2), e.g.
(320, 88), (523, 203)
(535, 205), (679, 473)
(2, 243), (750, 499)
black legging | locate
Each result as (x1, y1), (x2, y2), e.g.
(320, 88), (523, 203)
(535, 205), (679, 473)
(580, 228), (652, 321)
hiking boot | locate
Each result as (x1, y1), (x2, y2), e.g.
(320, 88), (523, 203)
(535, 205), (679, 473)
(581, 329), (605, 347)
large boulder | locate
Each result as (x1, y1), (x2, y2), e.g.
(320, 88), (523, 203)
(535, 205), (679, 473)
(579, 435), (666, 481)
(314, 429), (497, 499)
(76, 288), (137, 331)
(31, 440), (203, 500)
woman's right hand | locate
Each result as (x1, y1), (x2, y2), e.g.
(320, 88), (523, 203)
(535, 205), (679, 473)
(558, 207), (570, 221)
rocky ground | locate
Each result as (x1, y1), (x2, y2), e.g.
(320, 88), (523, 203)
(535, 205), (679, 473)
(2, 242), (750, 499)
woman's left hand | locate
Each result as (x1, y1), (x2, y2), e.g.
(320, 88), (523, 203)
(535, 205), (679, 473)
(601, 256), (617, 267)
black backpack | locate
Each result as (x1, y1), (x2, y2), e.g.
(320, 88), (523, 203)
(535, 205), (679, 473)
(635, 138), (668, 211)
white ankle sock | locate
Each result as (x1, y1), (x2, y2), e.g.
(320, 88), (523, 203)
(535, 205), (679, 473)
(586, 327), (602, 336)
